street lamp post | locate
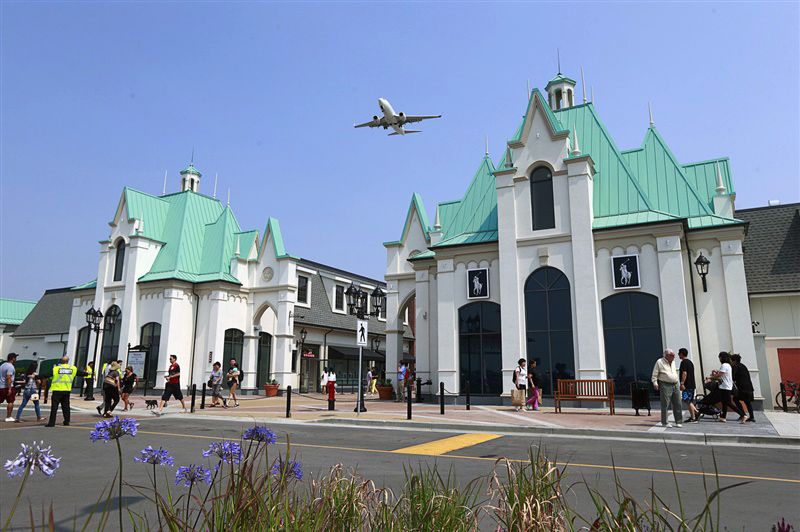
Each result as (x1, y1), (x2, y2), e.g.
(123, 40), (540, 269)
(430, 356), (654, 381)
(84, 305), (120, 401)
(298, 328), (307, 391)
(345, 283), (385, 415)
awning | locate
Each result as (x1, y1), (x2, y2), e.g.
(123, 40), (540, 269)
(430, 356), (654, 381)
(327, 346), (385, 362)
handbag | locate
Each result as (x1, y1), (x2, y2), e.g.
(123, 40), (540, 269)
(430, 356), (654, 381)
(30, 393), (40, 401)
(207, 378), (214, 387)
(511, 388), (525, 407)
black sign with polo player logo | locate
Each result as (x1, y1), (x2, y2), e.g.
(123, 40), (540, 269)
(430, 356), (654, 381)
(467, 268), (489, 299)
(611, 255), (640, 289)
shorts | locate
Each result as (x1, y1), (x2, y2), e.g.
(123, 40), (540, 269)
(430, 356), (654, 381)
(161, 383), (183, 401)
(0, 387), (16, 404)
(682, 389), (695, 403)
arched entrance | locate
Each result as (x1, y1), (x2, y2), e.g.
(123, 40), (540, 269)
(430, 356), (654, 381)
(524, 267), (575, 396)
(458, 301), (502, 395)
(140, 322), (161, 388)
(601, 292), (664, 394)
(256, 332), (273, 389)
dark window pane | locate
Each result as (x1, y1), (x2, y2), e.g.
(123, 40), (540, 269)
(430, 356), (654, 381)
(601, 295), (631, 329)
(483, 334), (502, 395)
(257, 332), (272, 388)
(297, 276), (309, 304)
(481, 303), (501, 334)
(525, 269), (547, 291)
(335, 285), (344, 310)
(113, 240), (125, 282)
(525, 291), (548, 331)
(458, 302), (502, 395)
(549, 271), (570, 290)
(630, 294), (661, 328)
(632, 327), (664, 379)
(101, 305), (122, 364)
(548, 291), (573, 331)
(531, 173), (555, 230)
(604, 328), (635, 393)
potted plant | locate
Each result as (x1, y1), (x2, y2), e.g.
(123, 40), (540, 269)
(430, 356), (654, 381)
(376, 378), (393, 400)
(263, 379), (279, 397)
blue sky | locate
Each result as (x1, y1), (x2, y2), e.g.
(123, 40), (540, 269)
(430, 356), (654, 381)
(2, 2), (798, 301)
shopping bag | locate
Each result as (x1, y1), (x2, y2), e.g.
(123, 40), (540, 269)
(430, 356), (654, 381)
(511, 388), (525, 407)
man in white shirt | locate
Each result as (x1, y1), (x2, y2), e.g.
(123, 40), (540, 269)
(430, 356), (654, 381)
(651, 349), (683, 428)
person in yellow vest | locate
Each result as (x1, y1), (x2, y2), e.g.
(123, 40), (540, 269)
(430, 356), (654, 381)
(81, 361), (94, 399)
(45, 356), (87, 427)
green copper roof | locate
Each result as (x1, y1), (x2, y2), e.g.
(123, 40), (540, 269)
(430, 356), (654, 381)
(179, 164), (202, 177)
(682, 158), (735, 211)
(262, 217), (296, 259)
(386, 193), (431, 246)
(545, 73), (576, 90)
(0, 298), (37, 325)
(592, 210), (681, 230)
(512, 89), (569, 142)
(72, 279), (97, 290)
(237, 230), (258, 258)
(437, 200), (461, 231)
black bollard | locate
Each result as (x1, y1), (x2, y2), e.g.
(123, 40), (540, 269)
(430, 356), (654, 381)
(44, 380), (50, 404)
(354, 381), (367, 413)
(780, 382), (788, 413)
(286, 385), (292, 418)
(201, 383), (206, 409)
(143, 379), (148, 397)
(466, 380), (471, 411)
(440, 382), (445, 415)
(407, 381), (413, 420)
(416, 378), (423, 403)
(190, 384), (197, 413)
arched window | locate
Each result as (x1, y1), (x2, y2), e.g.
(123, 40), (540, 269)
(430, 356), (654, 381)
(525, 267), (575, 395)
(101, 305), (122, 364)
(113, 239), (126, 282)
(223, 328), (245, 367)
(140, 322), (161, 387)
(601, 292), (663, 395)
(256, 332), (272, 389)
(530, 167), (555, 230)
(75, 326), (91, 372)
(458, 302), (502, 395)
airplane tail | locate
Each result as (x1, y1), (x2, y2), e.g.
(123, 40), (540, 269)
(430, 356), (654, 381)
(388, 130), (421, 136)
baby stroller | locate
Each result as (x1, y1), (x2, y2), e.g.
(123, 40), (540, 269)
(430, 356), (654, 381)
(695, 381), (722, 420)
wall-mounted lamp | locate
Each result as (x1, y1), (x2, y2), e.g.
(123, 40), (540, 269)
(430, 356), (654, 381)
(694, 253), (710, 292)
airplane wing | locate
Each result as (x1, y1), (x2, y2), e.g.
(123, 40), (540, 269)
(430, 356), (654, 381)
(402, 114), (442, 124)
(354, 117), (386, 128)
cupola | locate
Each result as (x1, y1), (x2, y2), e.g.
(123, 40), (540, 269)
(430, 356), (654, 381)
(179, 163), (202, 193)
(545, 72), (577, 111)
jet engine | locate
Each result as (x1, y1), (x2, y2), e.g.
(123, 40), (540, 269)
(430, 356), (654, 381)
(373, 115), (379, 121)
(398, 112), (406, 123)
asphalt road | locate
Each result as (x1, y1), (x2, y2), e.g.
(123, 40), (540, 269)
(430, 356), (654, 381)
(1, 415), (798, 531)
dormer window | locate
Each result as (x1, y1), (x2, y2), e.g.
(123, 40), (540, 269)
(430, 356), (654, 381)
(335, 285), (344, 311)
(297, 275), (310, 305)
(531, 167), (555, 230)
(113, 239), (126, 282)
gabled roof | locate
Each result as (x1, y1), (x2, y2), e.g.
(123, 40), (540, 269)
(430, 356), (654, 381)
(545, 73), (577, 90)
(385, 193), (431, 246)
(682, 158), (735, 211)
(261, 217), (296, 259)
(512, 89), (569, 143)
(737, 203), (800, 294)
(11, 288), (73, 337)
(0, 298), (37, 326)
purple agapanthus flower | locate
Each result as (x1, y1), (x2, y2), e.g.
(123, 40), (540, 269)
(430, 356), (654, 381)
(134, 446), (174, 467)
(271, 458), (303, 481)
(202, 441), (242, 468)
(4, 441), (61, 479)
(89, 417), (139, 442)
(242, 426), (277, 445)
(175, 464), (212, 487)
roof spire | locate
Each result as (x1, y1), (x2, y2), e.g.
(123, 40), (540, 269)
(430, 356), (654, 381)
(572, 128), (581, 156)
(715, 162), (727, 195)
(526, 79), (530, 98)
(227, 188), (231, 206)
(162, 170), (167, 195)
(213, 173), (218, 199)
(591, 86), (595, 105)
(505, 145), (513, 168)
(485, 135), (489, 156)
(557, 48), (561, 74)
(648, 102), (654, 127)
(235, 234), (241, 258)
(580, 66), (587, 103)
(433, 205), (442, 231)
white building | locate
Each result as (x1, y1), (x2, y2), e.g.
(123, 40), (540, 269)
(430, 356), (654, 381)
(384, 72), (762, 402)
(65, 165), (407, 392)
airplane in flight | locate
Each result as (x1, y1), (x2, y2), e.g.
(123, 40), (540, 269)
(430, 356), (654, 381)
(354, 98), (441, 136)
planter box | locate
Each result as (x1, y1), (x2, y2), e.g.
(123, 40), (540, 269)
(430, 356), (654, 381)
(376, 385), (393, 401)
(263, 384), (279, 397)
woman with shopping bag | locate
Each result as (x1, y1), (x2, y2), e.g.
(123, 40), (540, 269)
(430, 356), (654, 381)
(511, 358), (527, 412)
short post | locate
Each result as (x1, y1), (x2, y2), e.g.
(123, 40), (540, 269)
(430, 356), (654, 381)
(143, 379), (148, 397)
(44, 380), (50, 404)
(416, 377), (423, 403)
(780, 382), (788, 413)
(190, 384), (197, 413)
(439, 382), (445, 415)
(328, 382), (335, 411)
(406, 381), (412, 420)
(286, 385), (292, 418)
(200, 383), (206, 409)
(465, 380), (471, 411)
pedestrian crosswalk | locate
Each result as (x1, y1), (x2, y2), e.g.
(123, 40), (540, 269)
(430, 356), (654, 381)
(392, 433), (501, 456)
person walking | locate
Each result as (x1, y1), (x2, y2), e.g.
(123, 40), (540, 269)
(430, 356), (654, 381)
(369, 367), (378, 395)
(708, 351), (744, 423)
(0, 353), (18, 422)
(224, 359), (240, 408)
(120, 366), (138, 411)
(156, 355), (187, 416)
(513, 358), (527, 412)
(678, 348), (699, 423)
(14, 361), (44, 422)
(396, 363), (406, 402)
(526, 360), (540, 411)
(45, 356), (87, 427)
(99, 361), (122, 417)
(81, 361), (94, 398)
(366, 368), (374, 396)
(651, 349), (683, 428)
(731, 354), (755, 423)
(208, 362), (225, 407)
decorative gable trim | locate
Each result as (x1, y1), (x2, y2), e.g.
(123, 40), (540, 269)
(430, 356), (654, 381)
(510, 89), (570, 148)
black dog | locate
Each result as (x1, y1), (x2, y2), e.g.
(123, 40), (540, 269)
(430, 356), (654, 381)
(145, 400), (159, 410)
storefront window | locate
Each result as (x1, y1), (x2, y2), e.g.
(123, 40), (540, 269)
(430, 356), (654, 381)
(458, 302), (502, 395)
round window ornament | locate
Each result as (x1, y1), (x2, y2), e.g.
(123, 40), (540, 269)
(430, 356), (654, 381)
(261, 267), (274, 282)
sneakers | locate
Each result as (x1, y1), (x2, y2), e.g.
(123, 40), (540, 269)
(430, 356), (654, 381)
(675, 423), (683, 428)
(96, 405), (103, 416)
(687, 417), (699, 423)
(4, 417), (15, 422)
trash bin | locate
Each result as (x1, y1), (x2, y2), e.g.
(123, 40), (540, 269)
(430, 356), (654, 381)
(630, 381), (651, 416)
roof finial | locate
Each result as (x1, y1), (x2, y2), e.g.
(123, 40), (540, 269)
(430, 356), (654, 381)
(235, 234), (241, 257)
(433, 205), (442, 231)
(580, 66), (587, 103)
(715, 162), (727, 195)
(648, 102), (654, 127)
(485, 135), (489, 156)
(191, 146), (195, 164)
(526, 79), (530, 97)
(213, 173), (218, 199)
(591, 86), (595, 105)
(227, 188), (230, 206)
(572, 128), (581, 156)
(162, 170), (167, 195)
(557, 48), (561, 75)
(505, 145), (513, 168)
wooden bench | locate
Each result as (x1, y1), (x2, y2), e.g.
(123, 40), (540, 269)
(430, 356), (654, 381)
(554, 379), (615, 415)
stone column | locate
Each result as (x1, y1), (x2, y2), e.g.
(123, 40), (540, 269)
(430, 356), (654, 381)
(566, 155), (606, 380)
(384, 279), (403, 385)
(656, 235), (693, 353)
(436, 259), (458, 393)
(272, 294), (296, 388)
(414, 270), (431, 382)
(159, 288), (193, 389)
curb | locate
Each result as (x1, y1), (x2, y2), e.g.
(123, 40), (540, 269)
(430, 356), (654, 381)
(310, 417), (800, 447)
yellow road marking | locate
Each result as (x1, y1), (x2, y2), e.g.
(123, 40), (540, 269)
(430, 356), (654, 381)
(392, 433), (501, 456)
(44, 425), (800, 484)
